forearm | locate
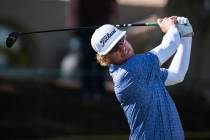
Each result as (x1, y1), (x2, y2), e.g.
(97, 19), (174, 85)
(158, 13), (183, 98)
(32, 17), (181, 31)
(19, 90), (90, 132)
(165, 37), (192, 86)
(150, 25), (181, 66)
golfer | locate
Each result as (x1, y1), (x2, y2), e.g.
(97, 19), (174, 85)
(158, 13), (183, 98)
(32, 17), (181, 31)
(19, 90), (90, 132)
(91, 16), (193, 140)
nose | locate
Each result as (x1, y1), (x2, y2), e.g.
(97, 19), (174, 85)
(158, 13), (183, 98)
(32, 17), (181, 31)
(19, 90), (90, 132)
(119, 38), (126, 48)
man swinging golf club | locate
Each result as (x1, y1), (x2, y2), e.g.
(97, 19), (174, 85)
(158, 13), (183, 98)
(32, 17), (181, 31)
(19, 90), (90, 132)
(91, 16), (193, 140)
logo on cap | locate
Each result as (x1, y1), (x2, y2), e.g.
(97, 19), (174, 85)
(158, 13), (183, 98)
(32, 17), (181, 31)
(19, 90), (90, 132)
(100, 29), (116, 47)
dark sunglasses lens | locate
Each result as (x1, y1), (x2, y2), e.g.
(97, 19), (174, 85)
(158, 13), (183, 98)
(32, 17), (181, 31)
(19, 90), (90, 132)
(110, 36), (126, 53)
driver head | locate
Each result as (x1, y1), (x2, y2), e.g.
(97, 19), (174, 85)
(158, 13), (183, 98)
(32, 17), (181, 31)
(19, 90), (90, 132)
(6, 32), (20, 48)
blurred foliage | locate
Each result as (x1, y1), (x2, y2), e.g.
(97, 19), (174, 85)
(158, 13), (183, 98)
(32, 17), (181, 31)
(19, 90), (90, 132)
(0, 47), (29, 67)
(0, 19), (37, 68)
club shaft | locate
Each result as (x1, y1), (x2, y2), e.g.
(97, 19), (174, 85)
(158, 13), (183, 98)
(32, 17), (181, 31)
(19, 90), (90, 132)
(20, 22), (158, 36)
(21, 26), (99, 35)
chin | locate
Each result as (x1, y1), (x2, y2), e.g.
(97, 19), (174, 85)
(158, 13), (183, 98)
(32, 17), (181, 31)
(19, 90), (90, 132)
(128, 49), (135, 57)
(124, 51), (134, 60)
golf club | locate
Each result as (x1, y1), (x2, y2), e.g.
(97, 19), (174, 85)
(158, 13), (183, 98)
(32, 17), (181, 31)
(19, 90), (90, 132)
(6, 22), (159, 48)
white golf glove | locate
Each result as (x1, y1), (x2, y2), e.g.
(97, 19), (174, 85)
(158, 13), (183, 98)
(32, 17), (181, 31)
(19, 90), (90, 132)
(177, 17), (193, 37)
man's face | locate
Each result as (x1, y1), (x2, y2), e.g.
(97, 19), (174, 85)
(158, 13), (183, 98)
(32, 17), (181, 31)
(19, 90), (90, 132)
(120, 39), (135, 60)
(107, 36), (135, 64)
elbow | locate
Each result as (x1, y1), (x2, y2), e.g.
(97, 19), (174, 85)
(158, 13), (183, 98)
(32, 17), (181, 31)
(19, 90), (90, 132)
(174, 73), (186, 84)
(175, 76), (185, 84)
(166, 72), (186, 86)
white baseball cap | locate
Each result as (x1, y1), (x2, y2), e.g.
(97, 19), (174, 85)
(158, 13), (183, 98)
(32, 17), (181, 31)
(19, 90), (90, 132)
(91, 24), (126, 55)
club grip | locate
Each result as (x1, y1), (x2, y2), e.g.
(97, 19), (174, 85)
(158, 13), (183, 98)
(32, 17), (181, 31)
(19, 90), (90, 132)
(145, 22), (158, 26)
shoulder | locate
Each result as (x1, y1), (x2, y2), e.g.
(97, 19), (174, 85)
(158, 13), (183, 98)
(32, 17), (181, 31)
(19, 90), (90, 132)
(126, 52), (158, 65)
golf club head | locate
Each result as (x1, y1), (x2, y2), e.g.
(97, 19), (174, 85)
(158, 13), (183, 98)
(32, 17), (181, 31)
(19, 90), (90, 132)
(6, 32), (20, 48)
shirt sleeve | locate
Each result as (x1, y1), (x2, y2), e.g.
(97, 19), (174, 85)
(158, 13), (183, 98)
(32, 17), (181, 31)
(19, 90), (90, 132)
(142, 52), (168, 84)
(141, 52), (159, 70)
(134, 52), (160, 83)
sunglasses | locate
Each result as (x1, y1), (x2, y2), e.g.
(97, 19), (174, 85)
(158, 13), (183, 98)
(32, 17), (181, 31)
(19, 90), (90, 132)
(109, 35), (126, 53)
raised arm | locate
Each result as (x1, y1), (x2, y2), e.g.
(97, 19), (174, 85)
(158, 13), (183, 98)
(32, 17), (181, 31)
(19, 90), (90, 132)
(165, 37), (192, 86)
(164, 17), (193, 86)
(150, 17), (180, 66)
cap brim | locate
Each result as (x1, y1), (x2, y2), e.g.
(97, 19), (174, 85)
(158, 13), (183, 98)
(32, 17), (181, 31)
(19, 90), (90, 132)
(99, 31), (126, 55)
